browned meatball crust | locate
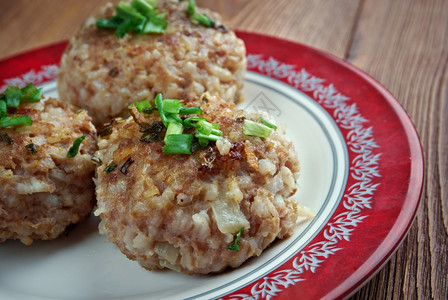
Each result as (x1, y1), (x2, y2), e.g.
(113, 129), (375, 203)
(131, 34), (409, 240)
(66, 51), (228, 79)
(58, 0), (246, 126)
(0, 99), (97, 245)
(94, 94), (300, 274)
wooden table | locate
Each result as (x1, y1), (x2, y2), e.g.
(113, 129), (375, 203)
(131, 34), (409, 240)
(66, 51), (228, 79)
(0, 0), (446, 299)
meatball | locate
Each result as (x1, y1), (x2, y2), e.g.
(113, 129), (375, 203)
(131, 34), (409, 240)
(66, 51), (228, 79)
(94, 94), (300, 274)
(0, 99), (97, 245)
(58, 0), (247, 126)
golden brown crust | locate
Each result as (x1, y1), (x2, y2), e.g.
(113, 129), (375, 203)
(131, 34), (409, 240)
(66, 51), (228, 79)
(0, 99), (98, 245)
(95, 94), (300, 274)
(58, 0), (246, 126)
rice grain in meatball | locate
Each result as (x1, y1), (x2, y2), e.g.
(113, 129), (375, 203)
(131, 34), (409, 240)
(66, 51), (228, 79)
(94, 94), (301, 274)
(58, 0), (247, 126)
(0, 99), (97, 245)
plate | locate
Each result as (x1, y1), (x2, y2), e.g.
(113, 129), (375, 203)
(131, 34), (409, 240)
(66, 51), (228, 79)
(0, 31), (424, 299)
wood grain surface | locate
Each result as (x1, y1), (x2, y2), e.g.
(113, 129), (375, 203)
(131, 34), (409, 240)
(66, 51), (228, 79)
(0, 0), (446, 299)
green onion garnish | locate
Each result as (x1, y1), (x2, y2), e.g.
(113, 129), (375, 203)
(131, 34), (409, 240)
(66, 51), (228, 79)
(258, 117), (277, 130)
(163, 99), (184, 114)
(165, 122), (184, 141)
(227, 227), (244, 251)
(195, 131), (222, 141)
(145, 0), (157, 6)
(162, 134), (193, 154)
(91, 156), (103, 165)
(179, 106), (202, 115)
(96, 16), (123, 29)
(0, 115), (33, 128)
(0, 100), (6, 119)
(131, 0), (154, 16)
(187, 0), (196, 16)
(4, 86), (22, 108)
(134, 99), (153, 112)
(129, 93), (222, 154)
(192, 13), (215, 28)
(67, 135), (86, 158)
(20, 83), (43, 102)
(165, 113), (183, 124)
(243, 119), (273, 138)
(25, 143), (37, 154)
(120, 156), (135, 174)
(186, 0), (216, 28)
(104, 163), (118, 173)
(183, 116), (207, 128)
(140, 121), (164, 142)
(0, 131), (14, 145)
(196, 119), (213, 135)
(96, 0), (167, 38)
(154, 93), (168, 126)
(0, 83), (43, 129)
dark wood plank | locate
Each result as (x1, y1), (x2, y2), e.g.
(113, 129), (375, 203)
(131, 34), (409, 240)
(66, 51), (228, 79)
(347, 0), (448, 298)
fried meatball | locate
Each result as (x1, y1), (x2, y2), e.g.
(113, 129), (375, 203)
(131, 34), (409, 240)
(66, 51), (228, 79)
(58, 0), (247, 126)
(0, 99), (97, 245)
(94, 94), (300, 274)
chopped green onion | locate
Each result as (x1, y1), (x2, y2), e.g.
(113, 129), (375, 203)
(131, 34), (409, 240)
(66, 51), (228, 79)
(131, 0), (154, 15)
(0, 131), (14, 144)
(183, 116), (207, 128)
(96, 0), (166, 38)
(140, 121), (164, 142)
(142, 107), (158, 114)
(141, 17), (168, 33)
(187, 0), (196, 16)
(166, 113), (183, 124)
(162, 134), (193, 154)
(197, 119), (213, 135)
(96, 16), (123, 29)
(67, 135), (86, 158)
(0, 115), (33, 128)
(227, 227), (244, 251)
(115, 18), (138, 38)
(120, 156), (135, 174)
(91, 156), (102, 165)
(192, 13), (215, 28)
(131, 99), (153, 112)
(154, 93), (168, 126)
(163, 99), (184, 114)
(0, 100), (6, 119)
(258, 117), (277, 130)
(25, 143), (37, 154)
(129, 93), (222, 155)
(0, 83), (43, 129)
(144, 0), (157, 6)
(116, 2), (145, 20)
(211, 128), (222, 136)
(195, 131), (222, 142)
(21, 83), (42, 102)
(4, 86), (21, 108)
(98, 123), (114, 137)
(243, 119), (273, 138)
(186, 0), (216, 28)
(179, 106), (202, 115)
(104, 163), (118, 173)
(165, 122), (184, 142)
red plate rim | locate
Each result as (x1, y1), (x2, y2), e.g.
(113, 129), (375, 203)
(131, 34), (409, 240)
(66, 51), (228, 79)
(0, 30), (424, 300)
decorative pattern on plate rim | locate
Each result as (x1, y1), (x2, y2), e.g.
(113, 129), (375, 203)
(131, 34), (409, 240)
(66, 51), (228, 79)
(0, 64), (59, 91)
(224, 55), (382, 299)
